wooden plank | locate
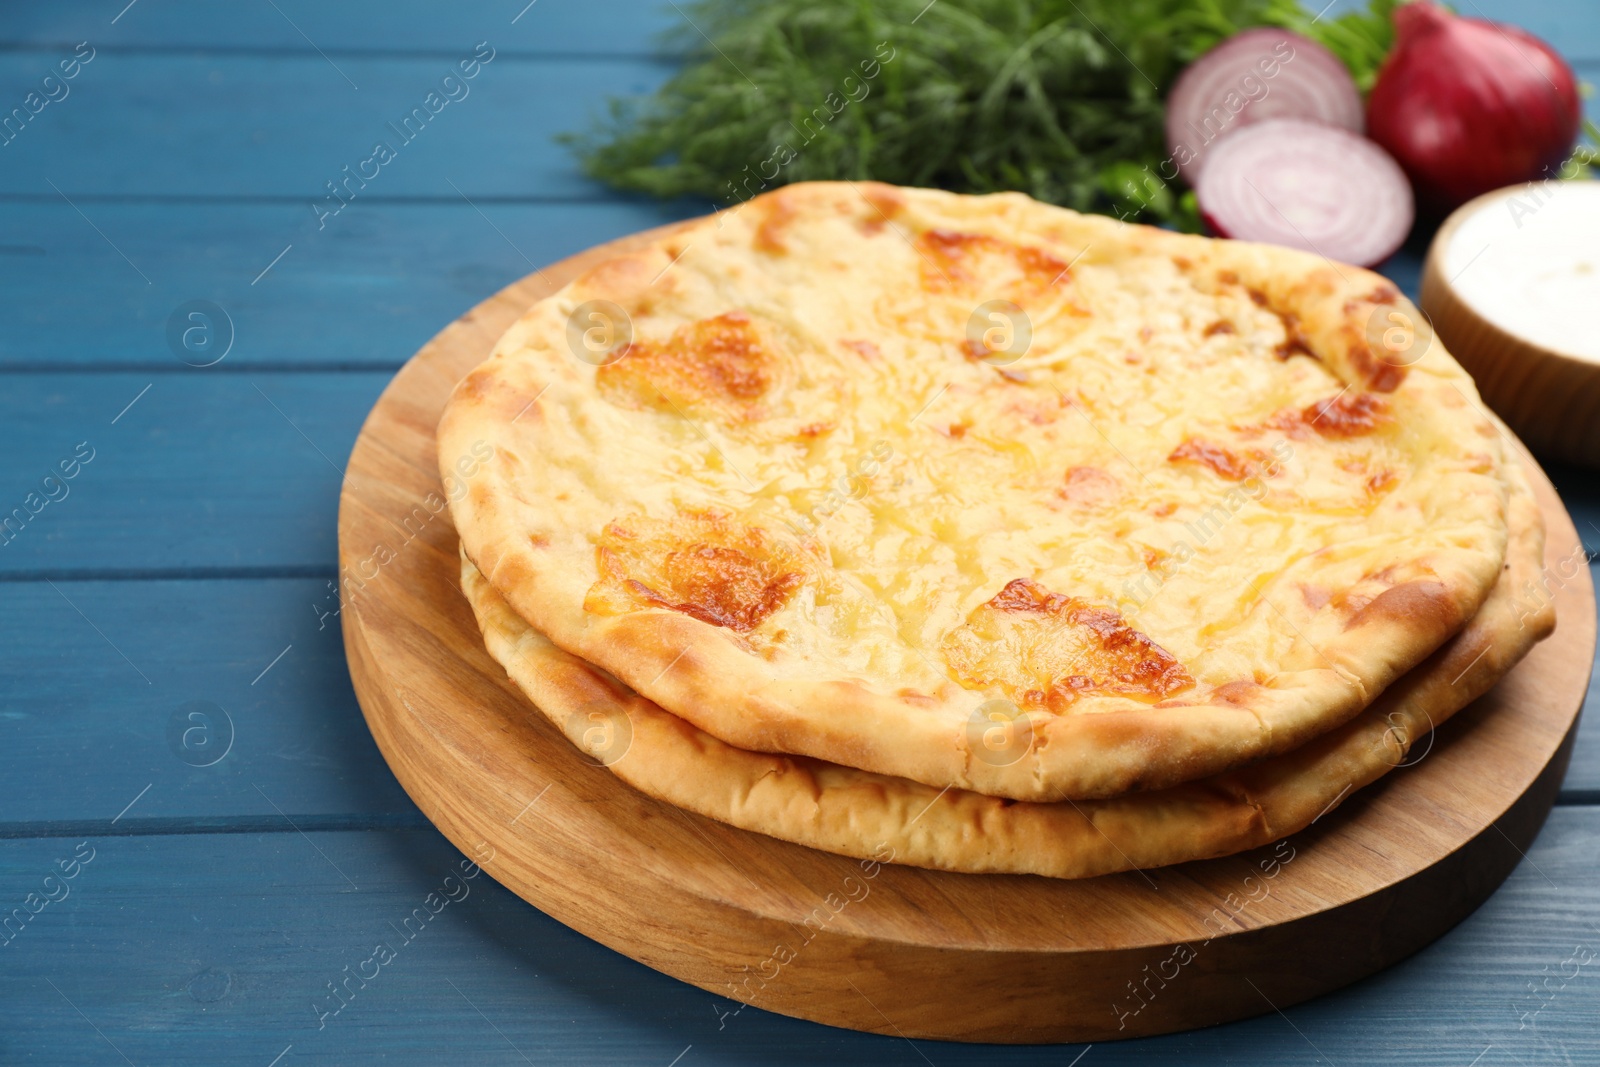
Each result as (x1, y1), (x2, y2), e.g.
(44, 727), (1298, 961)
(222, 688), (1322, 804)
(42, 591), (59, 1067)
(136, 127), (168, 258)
(1, 52), (1594, 204)
(1537, 463), (1599, 823)
(0, 201), (690, 368)
(0, 372), (381, 573)
(7, 0), (1595, 61)
(0, 203), (1439, 370)
(0, 811), (1597, 1063)
(1574, 699), (1600, 797)
(0, 578), (419, 827)
(0, 570), (1590, 827)
(1531, 461), (1597, 800)
(0, 51), (671, 198)
(4, 0), (675, 55)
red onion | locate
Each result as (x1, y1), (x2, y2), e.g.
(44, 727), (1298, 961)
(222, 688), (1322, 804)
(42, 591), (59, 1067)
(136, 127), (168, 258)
(1196, 118), (1414, 267)
(1166, 29), (1363, 183)
(1366, 1), (1581, 214)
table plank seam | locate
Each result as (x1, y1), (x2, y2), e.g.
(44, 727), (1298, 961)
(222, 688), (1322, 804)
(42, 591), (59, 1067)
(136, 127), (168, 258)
(0, 38), (1593, 66)
(0, 814), (431, 840)
(0, 42), (677, 62)
(0, 362), (414, 375)
(0, 193), (639, 205)
(0, 567), (337, 583)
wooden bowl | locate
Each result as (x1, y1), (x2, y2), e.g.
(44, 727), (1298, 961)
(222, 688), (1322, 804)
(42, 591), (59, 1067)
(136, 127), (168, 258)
(1420, 182), (1600, 466)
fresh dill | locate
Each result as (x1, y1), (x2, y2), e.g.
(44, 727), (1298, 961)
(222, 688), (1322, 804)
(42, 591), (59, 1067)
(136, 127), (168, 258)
(564, 0), (1398, 227)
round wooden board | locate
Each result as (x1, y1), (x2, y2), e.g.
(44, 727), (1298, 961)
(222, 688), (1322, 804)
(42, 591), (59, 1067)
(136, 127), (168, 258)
(338, 221), (1595, 1044)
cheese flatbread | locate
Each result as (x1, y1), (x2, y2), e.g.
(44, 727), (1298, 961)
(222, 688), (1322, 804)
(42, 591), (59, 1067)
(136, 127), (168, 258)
(440, 182), (1509, 800)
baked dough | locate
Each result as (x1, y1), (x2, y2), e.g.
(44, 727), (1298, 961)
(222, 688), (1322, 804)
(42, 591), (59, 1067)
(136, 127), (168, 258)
(441, 181), (1509, 800)
(458, 461), (1548, 878)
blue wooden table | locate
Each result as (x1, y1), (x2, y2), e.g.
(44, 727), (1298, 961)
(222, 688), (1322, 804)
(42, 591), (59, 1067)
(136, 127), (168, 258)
(3, 2), (1599, 1063)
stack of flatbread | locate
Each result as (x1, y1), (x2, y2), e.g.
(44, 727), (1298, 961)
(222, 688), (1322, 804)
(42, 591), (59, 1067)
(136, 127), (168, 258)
(439, 182), (1554, 879)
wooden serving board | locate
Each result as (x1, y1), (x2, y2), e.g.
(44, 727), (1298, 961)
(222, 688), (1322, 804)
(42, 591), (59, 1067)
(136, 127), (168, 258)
(338, 223), (1595, 1044)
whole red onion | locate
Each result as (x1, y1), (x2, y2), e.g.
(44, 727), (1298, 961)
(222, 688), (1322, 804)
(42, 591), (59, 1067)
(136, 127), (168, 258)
(1366, 0), (1581, 214)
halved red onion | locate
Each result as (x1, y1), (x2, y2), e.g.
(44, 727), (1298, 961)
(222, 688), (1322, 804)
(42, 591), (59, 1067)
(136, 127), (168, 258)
(1195, 118), (1414, 268)
(1165, 28), (1362, 183)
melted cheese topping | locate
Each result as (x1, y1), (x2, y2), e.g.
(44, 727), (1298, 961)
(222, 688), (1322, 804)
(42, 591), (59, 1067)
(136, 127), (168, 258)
(450, 183), (1504, 719)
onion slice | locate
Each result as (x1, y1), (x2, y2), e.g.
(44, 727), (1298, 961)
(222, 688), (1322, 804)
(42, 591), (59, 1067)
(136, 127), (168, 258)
(1195, 118), (1414, 268)
(1165, 28), (1362, 183)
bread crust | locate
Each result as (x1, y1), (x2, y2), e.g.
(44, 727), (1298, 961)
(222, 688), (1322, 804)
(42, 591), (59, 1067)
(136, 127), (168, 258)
(441, 182), (1510, 800)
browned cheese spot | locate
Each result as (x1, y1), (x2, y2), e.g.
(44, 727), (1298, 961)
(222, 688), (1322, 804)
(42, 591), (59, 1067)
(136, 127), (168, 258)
(1333, 283), (1415, 392)
(857, 184), (907, 234)
(941, 578), (1193, 710)
(1059, 465), (1121, 507)
(1262, 392), (1391, 439)
(1345, 324), (1409, 393)
(458, 365), (507, 406)
(574, 254), (663, 308)
(1211, 679), (1261, 707)
(1274, 311), (1316, 361)
(1366, 468), (1399, 495)
(753, 192), (800, 254)
(595, 311), (775, 420)
(916, 229), (1071, 294)
(1168, 438), (1272, 482)
(1238, 285), (1321, 363)
(585, 510), (808, 634)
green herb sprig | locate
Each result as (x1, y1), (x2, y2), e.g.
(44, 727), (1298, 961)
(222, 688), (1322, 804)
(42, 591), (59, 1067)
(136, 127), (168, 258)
(564, 0), (1395, 227)
(1263, 0), (1401, 91)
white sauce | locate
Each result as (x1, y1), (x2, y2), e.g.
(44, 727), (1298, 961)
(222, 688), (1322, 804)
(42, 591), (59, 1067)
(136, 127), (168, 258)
(1445, 180), (1600, 363)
